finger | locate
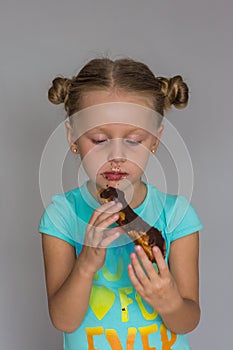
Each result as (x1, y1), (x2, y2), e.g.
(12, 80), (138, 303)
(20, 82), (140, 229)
(130, 252), (150, 287)
(90, 212), (121, 248)
(153, 246), (169, 277)
(134, 245), (157, 280)
(96, 200), (122, 217)
(127, 264), (144, 294)
(86, 201), (123, 248)
(84, 224), (98, 246)
(99, 231), (121, 248)
(88, 201), (115, 225)
(90, 201), (123, 228)
(95, 210), (120, 231)
(86, 201), (120, 241)
(103, 226), (124, 238)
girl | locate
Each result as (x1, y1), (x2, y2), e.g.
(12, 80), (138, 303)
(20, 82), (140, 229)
(39, 58), (203, 350)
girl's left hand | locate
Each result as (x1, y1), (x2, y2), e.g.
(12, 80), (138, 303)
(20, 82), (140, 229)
(128, 245), (182, 315)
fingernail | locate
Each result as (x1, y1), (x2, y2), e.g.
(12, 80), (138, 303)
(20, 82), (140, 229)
(153, 246), (159, 253)
(116, 202), (123, 209)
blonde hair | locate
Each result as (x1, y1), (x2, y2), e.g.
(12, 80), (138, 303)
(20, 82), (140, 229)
(48, 58), (189, 117)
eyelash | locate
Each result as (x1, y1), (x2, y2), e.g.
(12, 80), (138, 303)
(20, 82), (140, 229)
(91, 139), (142, 145)
(91, 139), (107, 144)
(125, 139), (141, 145)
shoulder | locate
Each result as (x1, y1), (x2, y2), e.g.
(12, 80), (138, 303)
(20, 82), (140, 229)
(38, 187), (82, 245)
(46, 186), (81, 214)
(147, 183), (203, 241)
(146, 183), (187, 214)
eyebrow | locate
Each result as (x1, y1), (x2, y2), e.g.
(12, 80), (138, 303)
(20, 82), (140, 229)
(87, 126), (146, 134)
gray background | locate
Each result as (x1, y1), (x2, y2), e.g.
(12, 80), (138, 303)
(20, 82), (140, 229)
(1, 0), (233, 349)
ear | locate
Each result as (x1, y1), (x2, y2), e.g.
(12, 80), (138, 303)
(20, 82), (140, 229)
(151, 124), (164, 153)
(65, 120), (79, 154)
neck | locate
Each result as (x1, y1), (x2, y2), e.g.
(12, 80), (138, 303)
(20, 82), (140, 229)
(128, 181), (147, 209)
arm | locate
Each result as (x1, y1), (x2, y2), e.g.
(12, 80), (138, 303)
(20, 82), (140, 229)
(41, 200), (122, 333)
(42, 235), (94, 333)
(163, 231), (200, 333)
(128, 231), (200, 334)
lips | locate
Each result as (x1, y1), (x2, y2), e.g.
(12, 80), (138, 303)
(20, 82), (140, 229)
(102, 172), (128, 181)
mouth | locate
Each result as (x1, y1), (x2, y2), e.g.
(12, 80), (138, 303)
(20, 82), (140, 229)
(102, 172), (128, 181)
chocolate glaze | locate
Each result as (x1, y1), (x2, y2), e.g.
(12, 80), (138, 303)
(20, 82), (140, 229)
(99, 187), (166, 259)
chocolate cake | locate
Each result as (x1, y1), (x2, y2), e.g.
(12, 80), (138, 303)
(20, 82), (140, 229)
(99, 187), (166, 262)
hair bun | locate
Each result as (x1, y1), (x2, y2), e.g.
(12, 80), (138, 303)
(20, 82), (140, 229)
(48, 77), (71, 105)
(157, 75), (189, 110)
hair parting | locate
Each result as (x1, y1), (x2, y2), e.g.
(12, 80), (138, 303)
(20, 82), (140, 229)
(48, 58), (189, 118)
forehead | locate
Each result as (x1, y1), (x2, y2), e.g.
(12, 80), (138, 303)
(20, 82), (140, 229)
(69, 102), (162, 140)
(80, 89), (154, 110)
(86, 123), (149, 135)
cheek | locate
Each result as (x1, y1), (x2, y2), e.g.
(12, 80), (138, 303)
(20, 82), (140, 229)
(127, 148), (151, 173)
(80, 148), (108, 177)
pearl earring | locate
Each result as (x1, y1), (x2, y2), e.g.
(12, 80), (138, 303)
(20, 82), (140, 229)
(73, 148), (78, 153)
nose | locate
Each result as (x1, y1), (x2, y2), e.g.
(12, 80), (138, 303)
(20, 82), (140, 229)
(107, 138), (127, 163)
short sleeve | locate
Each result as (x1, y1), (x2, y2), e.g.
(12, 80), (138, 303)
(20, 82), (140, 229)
(38, 194), (77, 247)
(165, 195), (203, 242)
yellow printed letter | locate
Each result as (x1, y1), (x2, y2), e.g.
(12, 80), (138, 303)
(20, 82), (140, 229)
(135, 292), (158, 320)
(106, 328), (137, 350)
(102, 257), (124, 281)
(86, 327), (104, 350)
(160, 324), (177, 350)
(106, 329), (123, 350)
(138, 324), (158, 350)
(127, 328), (137, 350)
(118, 287), (133, 322)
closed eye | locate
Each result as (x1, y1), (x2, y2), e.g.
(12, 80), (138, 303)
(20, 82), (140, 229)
(91, 139), (108, 144)
(125, 139), (142, 145)
(91, 138), (142, 145)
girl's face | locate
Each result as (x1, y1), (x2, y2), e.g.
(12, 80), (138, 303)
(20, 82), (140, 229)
(66, 90), (163, 205)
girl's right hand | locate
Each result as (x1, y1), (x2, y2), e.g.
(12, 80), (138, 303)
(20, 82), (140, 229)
(78, 200), (123, 275)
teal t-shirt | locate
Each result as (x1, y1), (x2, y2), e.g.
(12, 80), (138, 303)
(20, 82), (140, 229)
(39, 182), (203, 350)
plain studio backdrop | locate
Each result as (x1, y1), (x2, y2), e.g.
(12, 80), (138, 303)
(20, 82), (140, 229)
(1, 0), (232, 349)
